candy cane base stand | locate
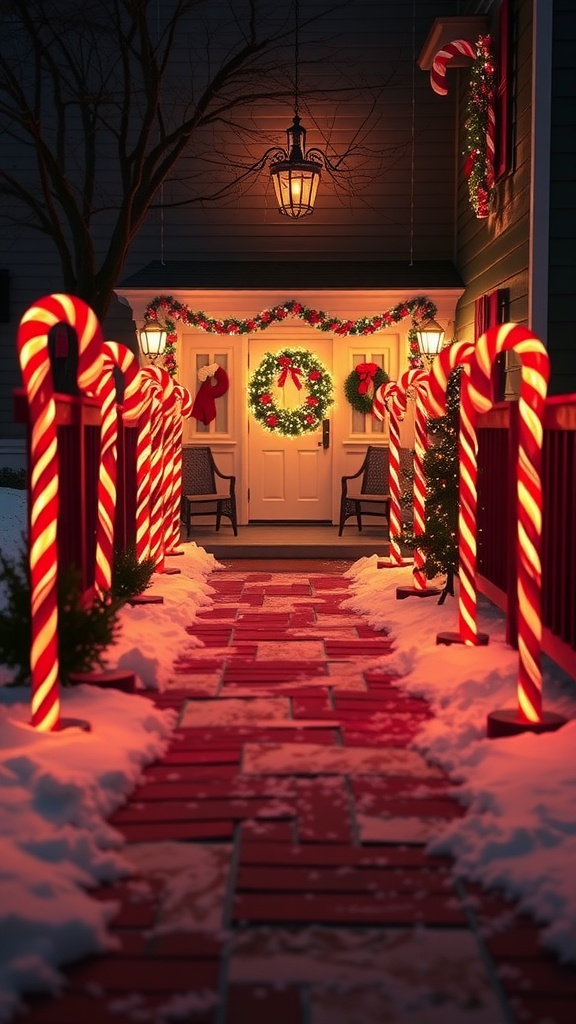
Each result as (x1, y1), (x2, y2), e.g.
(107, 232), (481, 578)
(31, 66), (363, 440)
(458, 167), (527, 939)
(487, 708), (566, 739)
(396, 585), (442, 600)
(437, 630), (489, 647)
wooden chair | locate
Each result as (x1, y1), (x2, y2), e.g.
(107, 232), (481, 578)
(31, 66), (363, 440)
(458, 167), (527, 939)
(181, 446), (238, 537)
(338, 445), (414, 535)
(339, 446), (390, 534)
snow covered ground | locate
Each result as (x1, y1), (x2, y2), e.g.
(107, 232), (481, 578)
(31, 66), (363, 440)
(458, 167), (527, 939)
(1, 486), (576, 1022)
(0, 488), (221, 1022)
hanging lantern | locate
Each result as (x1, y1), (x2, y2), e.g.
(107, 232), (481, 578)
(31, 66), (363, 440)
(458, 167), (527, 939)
(270, 115), (322, 218)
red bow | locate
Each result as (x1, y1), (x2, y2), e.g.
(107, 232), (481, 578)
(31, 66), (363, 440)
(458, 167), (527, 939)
(277, 356), (303, 390)
(355, 361), (379, 395)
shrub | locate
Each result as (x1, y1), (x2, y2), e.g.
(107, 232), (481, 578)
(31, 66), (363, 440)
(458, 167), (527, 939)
(111, 545), (156, 599)
(0, 545), (122, 685)
(0, 467), (26, 489)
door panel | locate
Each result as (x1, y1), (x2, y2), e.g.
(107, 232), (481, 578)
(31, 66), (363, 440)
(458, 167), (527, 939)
(249, 333), (333, 521)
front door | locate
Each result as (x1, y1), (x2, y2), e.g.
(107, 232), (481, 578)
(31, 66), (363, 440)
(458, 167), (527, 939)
(248, 333), (333, 521)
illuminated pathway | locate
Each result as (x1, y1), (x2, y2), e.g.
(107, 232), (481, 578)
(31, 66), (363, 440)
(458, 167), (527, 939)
(25, 565), (576, 1023)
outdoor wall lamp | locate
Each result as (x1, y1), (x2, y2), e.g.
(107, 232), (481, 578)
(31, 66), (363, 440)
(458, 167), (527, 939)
(139, 321), (167, 361)
(415, 317), (446, 359)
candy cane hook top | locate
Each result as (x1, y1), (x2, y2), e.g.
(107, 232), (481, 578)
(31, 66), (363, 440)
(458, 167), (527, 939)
(430, 38), (477, 95)
(17, 294), (104, 731)
(427, 342), (475, 417)
(470, 324), (550, 723)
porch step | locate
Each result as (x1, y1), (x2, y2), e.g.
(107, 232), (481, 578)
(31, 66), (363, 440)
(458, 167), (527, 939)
(182, 523), (395, 560)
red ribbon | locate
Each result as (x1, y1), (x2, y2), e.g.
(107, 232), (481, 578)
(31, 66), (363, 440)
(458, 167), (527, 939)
(355, 361), (379, 395)
(277, 356), (303, 390)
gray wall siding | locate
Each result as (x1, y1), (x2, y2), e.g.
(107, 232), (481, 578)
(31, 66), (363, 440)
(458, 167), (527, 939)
(547, 0), (576, 395)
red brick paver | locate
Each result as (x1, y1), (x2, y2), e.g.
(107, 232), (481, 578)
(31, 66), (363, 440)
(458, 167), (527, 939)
(21, 564), (575, 1024)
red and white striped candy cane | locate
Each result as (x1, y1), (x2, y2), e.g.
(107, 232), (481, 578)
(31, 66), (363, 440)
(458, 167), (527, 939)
(17, 295), (103, 731)
(468, 324), (550, 722)
(141, 367), (177, 569)
(374, 381), (407, 566)
(430, 38), (476, 96)
(93, 343), (144, 596)
(168, 383), (194, 552)
(429, 342), (484, 643)
(400, 369), (430, 589)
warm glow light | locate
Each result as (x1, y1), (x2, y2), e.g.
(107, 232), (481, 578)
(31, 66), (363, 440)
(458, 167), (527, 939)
(416, 318), (445, 358)
(139, 321), (167, 360)
(270, 160), (321, 218)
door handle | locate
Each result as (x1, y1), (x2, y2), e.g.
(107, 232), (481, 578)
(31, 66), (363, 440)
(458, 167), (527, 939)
(321, 419), (330, 449)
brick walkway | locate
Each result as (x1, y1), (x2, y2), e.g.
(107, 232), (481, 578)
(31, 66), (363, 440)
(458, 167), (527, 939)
(24, 567), (576, 1024)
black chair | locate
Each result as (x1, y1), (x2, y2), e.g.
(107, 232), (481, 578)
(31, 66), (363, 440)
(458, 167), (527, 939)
(181, 446), (238, 537)
(339, 446), (390, 534)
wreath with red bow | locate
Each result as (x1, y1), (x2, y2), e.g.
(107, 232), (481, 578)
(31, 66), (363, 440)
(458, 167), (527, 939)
(344, 362), (389, 414)
(248, 347), (334, 437)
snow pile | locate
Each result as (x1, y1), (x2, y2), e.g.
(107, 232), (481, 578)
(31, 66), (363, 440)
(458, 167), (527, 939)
(0, 487), (220, 1020)
(344, 554), (576, 963)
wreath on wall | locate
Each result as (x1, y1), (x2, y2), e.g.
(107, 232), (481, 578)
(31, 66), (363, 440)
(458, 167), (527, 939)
(248, 348), (334, 437)
(344, 362), (390, 414)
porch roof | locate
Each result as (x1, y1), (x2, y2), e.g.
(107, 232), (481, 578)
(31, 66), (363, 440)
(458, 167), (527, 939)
(119, 260), (463, 291)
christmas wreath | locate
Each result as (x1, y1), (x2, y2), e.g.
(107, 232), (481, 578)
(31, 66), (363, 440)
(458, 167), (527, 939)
(344, 362), (389, 414)
(248, 348), (334, 437)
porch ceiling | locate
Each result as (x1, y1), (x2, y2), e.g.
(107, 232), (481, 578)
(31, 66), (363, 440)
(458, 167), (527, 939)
(119, 260), (463, 292)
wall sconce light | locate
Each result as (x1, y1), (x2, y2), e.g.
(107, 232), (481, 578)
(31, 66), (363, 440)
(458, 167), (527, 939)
(139, 321), (167, 361)
(415, 317), (446, 359)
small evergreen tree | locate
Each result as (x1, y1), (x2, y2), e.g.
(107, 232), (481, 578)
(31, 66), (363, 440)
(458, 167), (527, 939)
(0, 544), (122, 685)
(420, 367), (461, 600)
(403, 367), (461, 602)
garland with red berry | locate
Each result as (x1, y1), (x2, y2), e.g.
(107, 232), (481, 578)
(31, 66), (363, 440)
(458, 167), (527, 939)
(464, 36), (496, 219)
(248, 348), (334, 437)
(144, 295), (437, 378)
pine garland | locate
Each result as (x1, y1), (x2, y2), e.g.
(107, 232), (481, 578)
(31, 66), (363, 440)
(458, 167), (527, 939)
(144, 295), (438, 378)
(464, 36), (496, 218)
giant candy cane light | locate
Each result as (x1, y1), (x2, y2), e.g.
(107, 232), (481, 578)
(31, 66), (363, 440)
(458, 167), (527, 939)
(428, 342), (488, 645)
(395, 369), (441, 598)
(17, 295), (103, 731)
(469, 324), (565, 736)
(141, 367), (179, 572)
(167, 383), (194, 554)
(373, 381), (411, 568)
(94, 342), (145, 596)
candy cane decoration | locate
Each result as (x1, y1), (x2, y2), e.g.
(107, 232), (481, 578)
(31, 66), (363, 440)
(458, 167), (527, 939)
(168, 383), (194, 553)
(141, 367), (177, 570)
(428, 342), (485, 643)
(468, 324), (549, 722)
(94, 343), (144, 596)
(373, 381), (408, 566)
(17, 295), (103, 732)
(430, 38), (476, 96)
(400, 369), (430, 590)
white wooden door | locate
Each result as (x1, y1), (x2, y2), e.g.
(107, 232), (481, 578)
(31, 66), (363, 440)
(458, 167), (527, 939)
(248, 333), (333, 521)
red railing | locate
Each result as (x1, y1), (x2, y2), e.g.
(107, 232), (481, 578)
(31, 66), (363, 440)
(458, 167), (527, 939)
(14, 390), (137, 593)
(477, 395), (576, 679)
